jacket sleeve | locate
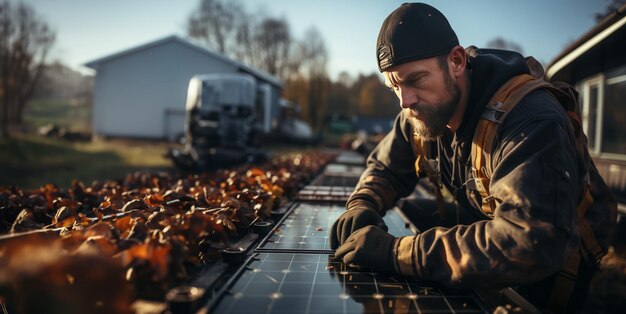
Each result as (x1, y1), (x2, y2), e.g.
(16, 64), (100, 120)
(395, 92), (581, 288)
(347, 111), (420, 214)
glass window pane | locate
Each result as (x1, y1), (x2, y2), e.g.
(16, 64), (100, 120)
(602, 73), (626, 155)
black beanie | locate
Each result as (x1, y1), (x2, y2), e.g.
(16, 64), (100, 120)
(376, 3), (459, 72)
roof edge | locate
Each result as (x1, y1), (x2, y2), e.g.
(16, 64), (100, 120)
(83, 35), (282, 87)
(546, 3), (626, 80)
(84, 35), (180, 69)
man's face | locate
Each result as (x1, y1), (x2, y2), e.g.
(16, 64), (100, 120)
(384, 56), (461, 140)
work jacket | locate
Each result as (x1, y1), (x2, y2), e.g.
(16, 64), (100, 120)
(348, 48), (616, 288)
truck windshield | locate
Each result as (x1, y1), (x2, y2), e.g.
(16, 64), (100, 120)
(201, 84), (217, 111)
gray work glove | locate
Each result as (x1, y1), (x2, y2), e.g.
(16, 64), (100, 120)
(333, 225), (398, 273)
(329, 201), (388, 249)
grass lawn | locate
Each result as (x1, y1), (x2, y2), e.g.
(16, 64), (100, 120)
(0, 134), (176, 190)
(0, 97), (178, 189)
(3, 97), (328, 189)
(0, 134), (324, 190)
(23, 98), (91, 132)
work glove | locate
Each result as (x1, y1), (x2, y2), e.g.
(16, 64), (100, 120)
(329, 201), (388, 249)
(333, 225), (398, 273)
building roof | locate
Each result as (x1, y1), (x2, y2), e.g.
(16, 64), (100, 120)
(546, 3), (626, 80)
(84, 35), (282, 88)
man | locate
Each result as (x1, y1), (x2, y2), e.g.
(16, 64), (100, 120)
(330, 3), (616, 312)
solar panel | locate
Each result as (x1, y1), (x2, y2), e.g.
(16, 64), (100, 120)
(309, 176), (360, 188)
(306, 163), (364, 188)
(323, 164), (365, 177)
(197, 150), (539, 313)
(210, 252), (488, 313)
(258, 203), (416, 252)
(334, 152), (366, 166)
(296, 185), (354, 202)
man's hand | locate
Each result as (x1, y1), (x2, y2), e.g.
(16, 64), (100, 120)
(333, 225), (398, 273)
(329, 207), (388, 249)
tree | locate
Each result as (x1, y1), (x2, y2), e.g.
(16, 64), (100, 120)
(336, 71), (353, 87)
(187, 0), (244, 55)
(232, 9), (256, 67)
(0, 0), (55, 138)
(187, 0), (295, 81)
(252, 17), (292, 79)
(595, 0), (626, 21)
(357, 74), (398, 118)
(296, 27), (329, 131)
(327, 71), (353, 117)
(485, 37), (524, 55)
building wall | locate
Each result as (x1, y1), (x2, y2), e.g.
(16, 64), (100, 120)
(92, 40), (237, 139)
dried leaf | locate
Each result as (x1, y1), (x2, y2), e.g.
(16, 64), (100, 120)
(122, 199), (148, 212)
(53, 206), (76, 228)
(115, 215), (133, 233)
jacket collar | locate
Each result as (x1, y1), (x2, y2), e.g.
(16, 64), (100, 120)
(454, 47), (530, 144)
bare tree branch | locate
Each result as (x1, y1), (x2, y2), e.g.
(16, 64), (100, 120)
(0, 0), (55, 138)
(298, 27), (329, 130)
(252, 17), (291, 78)
(485, 37), (524, 55)
(187, 0), (243, 54)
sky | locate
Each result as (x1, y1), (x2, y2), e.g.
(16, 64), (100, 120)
(16, 0), (611, 80)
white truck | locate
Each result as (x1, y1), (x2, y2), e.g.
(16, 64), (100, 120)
(169, 73), (313, 170)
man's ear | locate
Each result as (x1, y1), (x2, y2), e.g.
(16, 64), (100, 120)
(449, 46), (467, 78)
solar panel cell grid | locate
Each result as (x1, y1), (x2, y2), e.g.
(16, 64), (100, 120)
(212, 253), (486, 314)
(258, 203), (414, 252)
(296, 185), (354, 202)
(309, 175), (360, 188)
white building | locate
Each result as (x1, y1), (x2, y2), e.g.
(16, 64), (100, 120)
(84, 35), (282, 140)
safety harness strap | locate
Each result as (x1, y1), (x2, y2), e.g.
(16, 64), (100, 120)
(548, 248), (581, 314)
(411, 134), (445, 219)
(471, 74), (546, 214)
(577, 187), (605, 265)
(548, 185), (603, 313)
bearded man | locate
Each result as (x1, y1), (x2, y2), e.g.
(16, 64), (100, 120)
(330, 3), (616, 313)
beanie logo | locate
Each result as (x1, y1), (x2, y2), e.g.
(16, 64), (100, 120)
(378, 44), (393, 70)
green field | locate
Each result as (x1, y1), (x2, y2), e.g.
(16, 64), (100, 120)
(0, 97), (178, 189)
(23, 98), (91, 132)
(2, 97), (324, 189)
(0, 135), (175, 189)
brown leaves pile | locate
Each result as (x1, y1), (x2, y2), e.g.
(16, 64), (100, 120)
(0, 152), (332, 310)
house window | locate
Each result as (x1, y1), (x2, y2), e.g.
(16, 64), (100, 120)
(602, 66), (626, 155)
(580, 65), (626, 157)
(582, 75), (603, 154)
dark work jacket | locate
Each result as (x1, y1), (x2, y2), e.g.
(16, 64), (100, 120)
(348, 48), (602, 289)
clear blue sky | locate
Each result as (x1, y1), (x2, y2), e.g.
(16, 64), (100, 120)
(18, 0), (609, 80)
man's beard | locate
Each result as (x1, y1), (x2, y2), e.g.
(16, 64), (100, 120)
(409, 75), (461, 141)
